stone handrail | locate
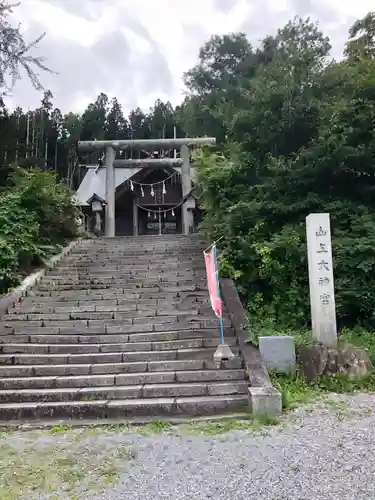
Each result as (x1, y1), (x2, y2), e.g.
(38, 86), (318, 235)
(220, 278), (282, 415)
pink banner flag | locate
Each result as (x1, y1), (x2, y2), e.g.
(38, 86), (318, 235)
(204, 245), (223, 318)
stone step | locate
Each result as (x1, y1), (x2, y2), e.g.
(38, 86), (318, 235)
(10, 299), (211, 314)
(36, 283), (208, 292)
(0, 328), (233, 344)
(0, 236), (248, 421)
(0, 332), (233, 346)
(63, 259), (205, 266)
(51, 266), (207, 273)
(0, 347), (240, 365)
(0, 318), (231, 335)
(46, 270), (206, 277)
(1, 331), (234, 345)
(0, 358), (243, 378)
(30, 289), (209, 299)
(3, 308), (203, 322)
(40, 277), (206, 286)
(0, 394), (248, 421)
(0, 337), (237, 354)
(0, 380), (248, 403)
(0, 369), (245, 390)
(68, 247), (204, 252)
(26, 294), (210, 305)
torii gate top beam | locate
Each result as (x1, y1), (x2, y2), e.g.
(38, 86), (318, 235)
(78, 137), (216, 151)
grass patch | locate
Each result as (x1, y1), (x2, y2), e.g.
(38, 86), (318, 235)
(178, 415), (279, 436)
(272, 370), (375, 414)
(50, 424), (72, 435)
(0, 431), (135, 499)
(252, 324), (375, 411)
(137, 420), (173, 434)
(271, 373), (323, 410)
(340, 326), (375, 364)
(246, 321), (311, 347)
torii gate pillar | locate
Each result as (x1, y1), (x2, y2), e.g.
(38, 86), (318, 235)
(105, 146), (116, 237)
(181, 145), (194, 235)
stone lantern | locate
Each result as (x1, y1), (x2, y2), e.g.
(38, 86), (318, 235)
(86, 194), (106, 234)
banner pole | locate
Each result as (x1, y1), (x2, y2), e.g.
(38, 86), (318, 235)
(213, 244), (225, 344)
(204, 242), (235, 366)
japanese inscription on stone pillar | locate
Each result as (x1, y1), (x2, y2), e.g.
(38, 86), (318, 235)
(306, 213), (338, 348)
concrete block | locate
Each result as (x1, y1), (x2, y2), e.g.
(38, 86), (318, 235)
(107, 324), (153, 334)
(122, 350), (177, 363)
(128, 331), (178, 343)
(176, 395), (248, 416)
(207, 381), (248, 396)
(143, 382), (207, 398)
(2, 344), (49, 355)
(0, 388), (79, 403)
(148, 359), (204, 372)
(78, 386), (142, 400)
(49, 344), (100, 354)
(116, 371), (176, 386)
(133, 315), (177, 325)
(29, 335), (79, 344)
(91, 362), (147, 375)
(248, 386), (282, 416)
(0, 402), (39, 421)
(106, 398), (176, 418)
(258, 336), (296, 373)
(13, 354), (68, 365)
(152, 339), (203, 351)
(68, 352), (122, 364)
(55, 374), (115, 388)
(205, 358), (243, 370)
(177, 348), (216, 360)
(36, 400), (107, 420)
(176, 369), (245, 383)
(100, 342), (151, 353)
(33, 364), (91, 377)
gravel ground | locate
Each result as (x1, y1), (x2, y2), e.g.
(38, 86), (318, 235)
(2, 394), (375, 500)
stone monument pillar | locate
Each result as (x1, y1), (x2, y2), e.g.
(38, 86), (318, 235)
(105, 146), (115, 237)
(306, 213), (338, 348)
(180, 145), (193, 235)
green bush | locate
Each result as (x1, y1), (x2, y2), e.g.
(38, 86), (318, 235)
(0, 167), (80, 294)
(10, 168), (79, 244)
(195, 149), (375, 330)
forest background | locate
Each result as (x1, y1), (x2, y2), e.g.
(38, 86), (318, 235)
(1, 1), (375, 334)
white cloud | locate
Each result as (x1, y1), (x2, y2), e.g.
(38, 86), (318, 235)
(3, 0), (374, 114)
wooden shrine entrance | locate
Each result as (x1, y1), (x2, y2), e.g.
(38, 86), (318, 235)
(138, 205), (182, 235)
(76, 137), (216, 237)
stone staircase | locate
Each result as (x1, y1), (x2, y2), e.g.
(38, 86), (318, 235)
(0, 236), (249, 422)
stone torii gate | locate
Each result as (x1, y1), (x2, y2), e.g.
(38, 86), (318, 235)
(77, 138), (216, 237)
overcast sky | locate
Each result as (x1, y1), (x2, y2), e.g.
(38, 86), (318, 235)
(4, 0), (374, 114)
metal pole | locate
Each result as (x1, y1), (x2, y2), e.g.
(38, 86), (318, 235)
(214, 244), (225, 345)
(105, 146), (116, 237)
(158, 208), (162, 236)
